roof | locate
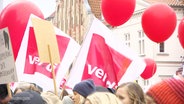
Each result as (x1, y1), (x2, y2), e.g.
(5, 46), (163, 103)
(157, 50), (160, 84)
(88, 0), (102, 19)
(144, 0), (184, 6)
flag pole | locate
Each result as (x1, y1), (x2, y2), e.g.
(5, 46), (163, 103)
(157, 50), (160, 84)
(59, 70), (70, 99)
(60, 83), (66, 99)
(48, 45), (58, 96)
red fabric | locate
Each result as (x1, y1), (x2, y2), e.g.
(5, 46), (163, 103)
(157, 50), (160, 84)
(24, 27), (69, 78)
(82, 33), (132, 87)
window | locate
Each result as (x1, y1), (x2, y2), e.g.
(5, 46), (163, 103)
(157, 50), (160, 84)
(143, 80), (149, 86)
(124, 33), (130, 47)
(138, 31), (145, 55)
(159, 75), (173, 80)
(159, 42), (165, 52)
(157, 42), (168, 55)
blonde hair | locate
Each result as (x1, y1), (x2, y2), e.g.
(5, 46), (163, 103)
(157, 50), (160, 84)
(79, 95), (85, 104)
(85, 92), (121, 104)
(116, 82), (146, 104)
(144, 94), (156, 104)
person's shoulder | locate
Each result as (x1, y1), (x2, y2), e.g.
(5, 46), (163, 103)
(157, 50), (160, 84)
(41, 91), (62, 104)
(9, 90), (45, 104)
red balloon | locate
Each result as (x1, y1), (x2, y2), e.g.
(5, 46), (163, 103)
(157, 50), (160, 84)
(101, 0), (135, 26)
(141, 58), (157, 80)
(141, 3), (176, 43)
(0, 0), (44, 59)
(178, 17), (184, 49)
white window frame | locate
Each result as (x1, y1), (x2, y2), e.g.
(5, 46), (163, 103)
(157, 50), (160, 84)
(124, 33), (130, 47)
(138, 30), (145, 55)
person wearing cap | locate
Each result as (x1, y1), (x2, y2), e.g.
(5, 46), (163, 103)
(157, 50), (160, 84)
(72, 79), (96, 104)
(146, 78), (184, 104)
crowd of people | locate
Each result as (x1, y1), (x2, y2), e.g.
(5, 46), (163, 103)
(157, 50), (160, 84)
(0, 68), (184, 104)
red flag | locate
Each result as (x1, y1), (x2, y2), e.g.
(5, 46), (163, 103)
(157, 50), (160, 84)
(15, 15), (80, 91)
(23, 27), (69, 78)
(66, 17), (146, 88)
(82, 33), (132, 87)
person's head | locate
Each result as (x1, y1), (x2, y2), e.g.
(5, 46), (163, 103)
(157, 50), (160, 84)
(116, 82), (146, 104)
(0, 84), (11, 104)
(72, 93), (85, 104)
(72, 79), (96, 104)
(144, 94), (156, 104)
(84, 92), (121, 104)
(8, 90), (45, 104)
(146, 78), (184, 104)
(15, 82), (41, 94)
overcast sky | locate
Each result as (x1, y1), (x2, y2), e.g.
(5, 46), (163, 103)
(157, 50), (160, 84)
(0, 0), (56, 18)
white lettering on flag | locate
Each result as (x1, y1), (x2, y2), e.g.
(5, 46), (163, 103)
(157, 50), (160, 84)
(66, 16), (146, 89)
(15, 14), (80, 91)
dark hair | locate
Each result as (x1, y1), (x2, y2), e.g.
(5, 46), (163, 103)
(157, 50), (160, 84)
(0, 84), (8, 100)
(176, 67), (183, 75)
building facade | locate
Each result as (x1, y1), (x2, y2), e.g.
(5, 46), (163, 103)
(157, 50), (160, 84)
(52, 0), (184, 89)
(112, 0), (184, 89)
(51, 0), (103, 44)
(51, 0), (88, 44)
